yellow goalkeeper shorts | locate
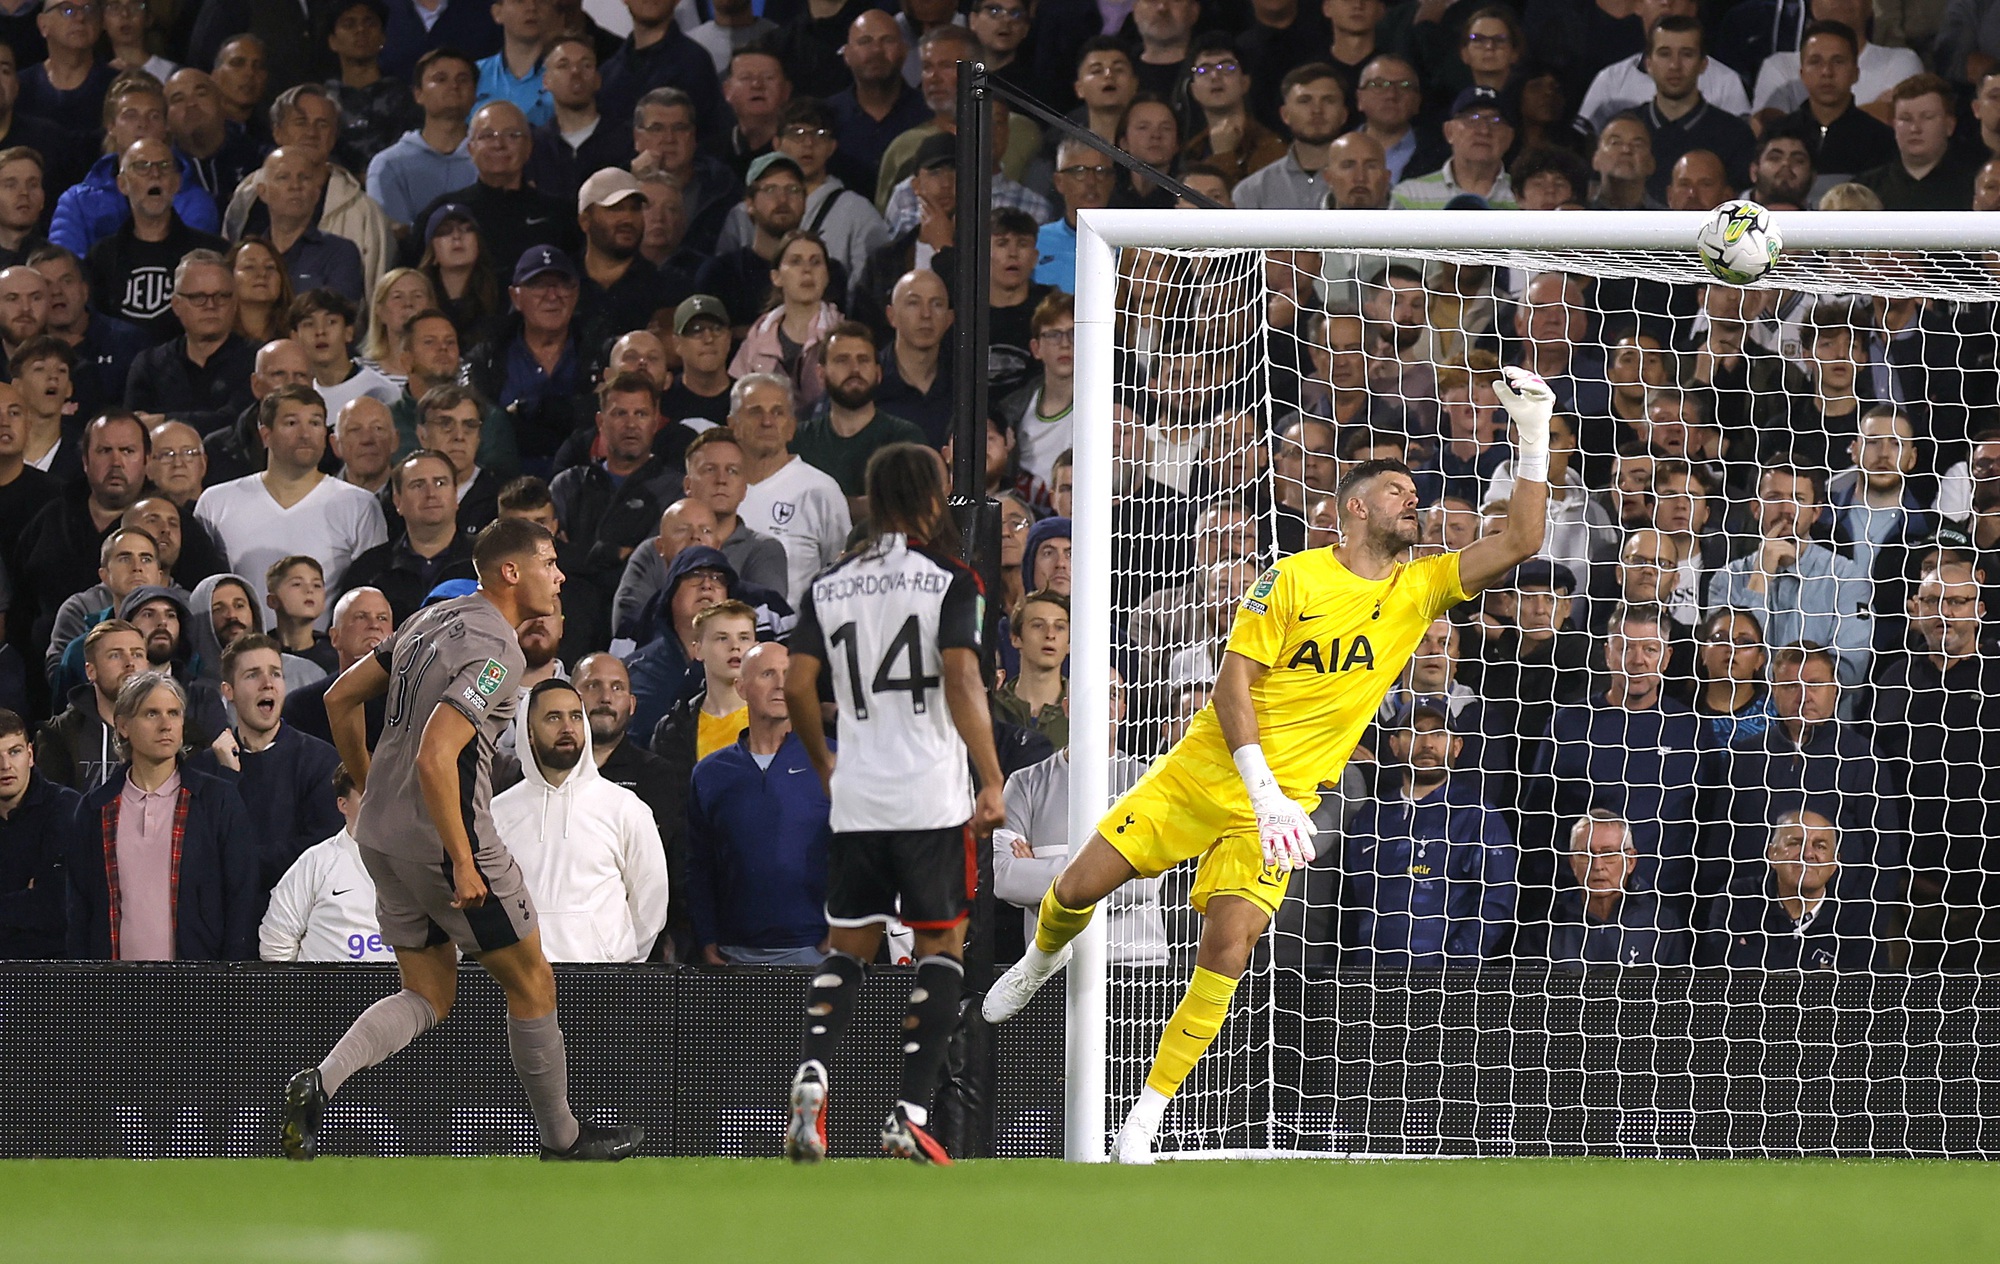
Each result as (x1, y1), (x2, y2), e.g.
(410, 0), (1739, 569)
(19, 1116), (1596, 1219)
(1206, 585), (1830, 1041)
(1095, 752), (1314, 918)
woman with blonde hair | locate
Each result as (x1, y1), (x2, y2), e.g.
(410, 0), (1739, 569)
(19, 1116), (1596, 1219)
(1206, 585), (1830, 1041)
(360, 267), (437, 386)
(729, 229), (842, 409)
(229, 237), (294, 343)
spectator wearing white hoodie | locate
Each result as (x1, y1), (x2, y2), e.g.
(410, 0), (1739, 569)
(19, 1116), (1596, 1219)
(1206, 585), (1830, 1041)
(494, 678), (669, 962)
(258, 763), (394, 962)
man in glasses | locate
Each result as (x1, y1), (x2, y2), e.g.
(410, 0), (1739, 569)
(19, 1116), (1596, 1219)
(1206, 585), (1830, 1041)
(1034, 136), (1114, 294)
(1180, 35), (1285, 188)
(83, 140), (226, 339)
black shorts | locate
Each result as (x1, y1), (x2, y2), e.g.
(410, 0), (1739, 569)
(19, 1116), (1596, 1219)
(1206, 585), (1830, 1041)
(825, 826), (974, 930)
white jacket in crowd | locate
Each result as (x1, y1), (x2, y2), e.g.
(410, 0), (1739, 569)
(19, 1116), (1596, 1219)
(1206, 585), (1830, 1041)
(494, 721), (670, 962)
(259, 829), (395, 963)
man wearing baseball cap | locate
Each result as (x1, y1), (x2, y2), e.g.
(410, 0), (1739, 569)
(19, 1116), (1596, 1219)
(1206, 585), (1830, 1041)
(462, 244), (610, 470)
(691, 151), (848, 335)
(577, 168), (684, 335)
(662, 295), (734, 432)
(1389, 86), (1520, 209)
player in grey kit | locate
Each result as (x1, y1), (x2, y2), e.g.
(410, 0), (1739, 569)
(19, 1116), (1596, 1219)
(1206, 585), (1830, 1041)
(280, 518), (643, 1162)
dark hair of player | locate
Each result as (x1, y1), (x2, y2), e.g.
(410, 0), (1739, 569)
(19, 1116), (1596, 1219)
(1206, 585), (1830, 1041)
(497, 474), (554, 514)
(473, 517), (554, 581)
(1332, 458), (1414, 523)
(864, 442), (950, 550)
(528, 677), (581, 707)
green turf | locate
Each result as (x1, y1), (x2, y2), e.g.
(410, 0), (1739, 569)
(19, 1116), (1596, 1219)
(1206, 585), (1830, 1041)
(1, 1155), (1994, 1264)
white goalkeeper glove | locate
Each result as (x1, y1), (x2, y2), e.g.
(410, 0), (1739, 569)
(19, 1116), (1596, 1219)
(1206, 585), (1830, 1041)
(1233, 744), (1317, 873)
(1492, 365), (1554, 484)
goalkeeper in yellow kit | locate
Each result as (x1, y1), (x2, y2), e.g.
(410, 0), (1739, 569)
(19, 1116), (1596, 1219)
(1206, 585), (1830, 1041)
(983, 367), (1555, 1162)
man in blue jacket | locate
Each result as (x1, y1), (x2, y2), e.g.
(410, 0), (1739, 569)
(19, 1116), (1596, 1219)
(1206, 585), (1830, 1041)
(626, 542), (791, 741)
(684, 641), (831, 965)
(1343, 702), (1517, 969)
(48, 77), (221, 260)
(205, 632), (344, 896)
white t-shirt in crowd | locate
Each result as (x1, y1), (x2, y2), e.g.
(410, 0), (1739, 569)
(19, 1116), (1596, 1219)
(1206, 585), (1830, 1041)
(318, 363), (402, 421)
(258, 829), (394, 962)
(1012, 387), (1073, 506)
(1753, 42), (1925, 115)
(739, 455), (853, 601)
(194, 471), (389, 612)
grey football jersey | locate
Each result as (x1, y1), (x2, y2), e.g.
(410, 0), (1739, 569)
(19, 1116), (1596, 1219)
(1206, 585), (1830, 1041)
(356, 593), (526, 863)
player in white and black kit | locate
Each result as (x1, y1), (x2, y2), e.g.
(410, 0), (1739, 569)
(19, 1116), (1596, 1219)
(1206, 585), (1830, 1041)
(278, 519), (642, 1163)
(782, 443), (1008, 1165)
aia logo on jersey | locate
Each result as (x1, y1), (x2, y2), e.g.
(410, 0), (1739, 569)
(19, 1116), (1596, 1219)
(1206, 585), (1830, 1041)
(1286, 634), (1375, 674)
(772, 501), (798, 526)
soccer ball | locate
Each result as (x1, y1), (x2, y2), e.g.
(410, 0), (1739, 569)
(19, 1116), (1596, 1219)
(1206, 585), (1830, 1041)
(1694, 199), (1782, 286)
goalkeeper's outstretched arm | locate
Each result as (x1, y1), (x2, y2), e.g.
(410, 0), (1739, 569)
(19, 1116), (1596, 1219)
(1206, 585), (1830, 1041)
(1457, 366), (1554, 597)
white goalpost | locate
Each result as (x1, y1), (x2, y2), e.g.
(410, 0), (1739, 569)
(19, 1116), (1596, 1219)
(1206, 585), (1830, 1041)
(1063, 210), (2000, 1163)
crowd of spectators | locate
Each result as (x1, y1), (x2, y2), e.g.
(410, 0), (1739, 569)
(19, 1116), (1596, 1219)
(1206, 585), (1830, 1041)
(0, 0), (1995, 975)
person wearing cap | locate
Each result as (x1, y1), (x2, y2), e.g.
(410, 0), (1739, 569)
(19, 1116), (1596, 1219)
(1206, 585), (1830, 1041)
(662, 294), (737, 431)
(1630, 15), (1756, 202)
(694, 151), (849, 337)
(1342, 701), (1515, 969)
(365, 49), (478, 231)
(471, 0), (558, 131)
(464, 244), (611, 471)
(1389, 85), (1520, 209)
(623, 543), (739, 743)
(1231, 63), (1348, 211)
(525, 36), (634, 211)
(713, 97), (891, 286)
(882, 99), (1048, 238)
(576, 168), (673, 339)
(1579, 1), (1751, 131)
(400, 101), (579, 281)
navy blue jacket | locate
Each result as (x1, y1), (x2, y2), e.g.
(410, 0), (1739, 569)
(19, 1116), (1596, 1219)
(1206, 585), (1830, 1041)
(597, 24), (725, 148)
(1545, 888), (1692, 967)
(0, 772), (79, 958)
(626, 546), (792, 743)
(1343, 777), (1516, 968)
(202, 722), (345, 893)
(1703, 878), (1885, 970)
(684, 730), (831, 951)
(1704, 720), (1907, 906)
(65, 763), (261, 961)
(1541, 694), (1702, 899)
(380, 0), (503, 82)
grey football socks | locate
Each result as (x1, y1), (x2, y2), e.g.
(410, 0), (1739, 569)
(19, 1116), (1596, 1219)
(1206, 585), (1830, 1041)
(318, 990), (439, 1096)
(507, 1011), (581, 1152)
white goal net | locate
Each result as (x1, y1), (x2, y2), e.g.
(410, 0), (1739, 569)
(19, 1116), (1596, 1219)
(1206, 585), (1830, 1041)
(1062, 211), (2000, 1161)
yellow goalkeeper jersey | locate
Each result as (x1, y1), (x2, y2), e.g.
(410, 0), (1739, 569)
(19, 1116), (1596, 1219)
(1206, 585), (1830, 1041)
(1174, 548), (1469, 796)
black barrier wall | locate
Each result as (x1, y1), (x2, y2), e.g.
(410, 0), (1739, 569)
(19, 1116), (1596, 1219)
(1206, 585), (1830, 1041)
(12, 964), (2000, 1159)
(0, 964), (1067, 1159)
(1130, 968), (2000, 1159)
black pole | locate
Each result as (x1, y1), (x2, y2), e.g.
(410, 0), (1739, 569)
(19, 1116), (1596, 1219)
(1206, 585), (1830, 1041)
(938, 57), (1001, 1164)
(950, 58), (993, 518)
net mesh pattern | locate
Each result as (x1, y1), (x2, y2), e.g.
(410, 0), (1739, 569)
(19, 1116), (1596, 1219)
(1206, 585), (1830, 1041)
(1089, 234), (2000, 1159)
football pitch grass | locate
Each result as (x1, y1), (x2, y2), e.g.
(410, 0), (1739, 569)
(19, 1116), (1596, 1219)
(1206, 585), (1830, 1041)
(3, 1156), (1998, 1263)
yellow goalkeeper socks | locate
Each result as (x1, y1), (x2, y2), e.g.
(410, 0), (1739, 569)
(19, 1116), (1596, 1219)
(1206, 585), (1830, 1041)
(1034, 886), (1096, 955)
(1144, 966), (1240, 1098)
